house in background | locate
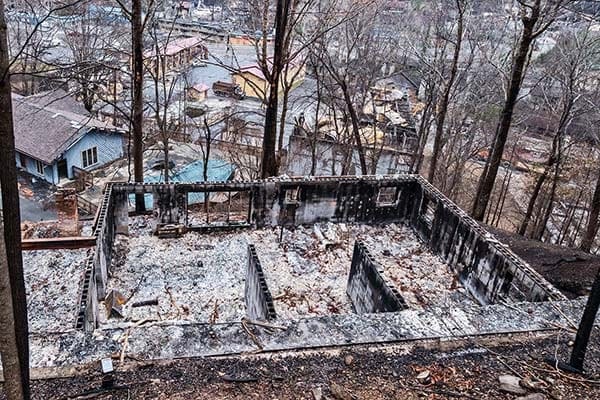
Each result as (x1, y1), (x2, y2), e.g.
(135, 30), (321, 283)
(13, 93), (125, 185)
(144, 36), (208, 77)
(231, 58), (306, 101)
(186, 83), (209, 102)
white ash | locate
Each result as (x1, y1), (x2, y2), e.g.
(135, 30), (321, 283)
(106, 217), (474, 325)
(351, 223), (477, 309)
(100, 224), (249, 326)
(23, 249), (89, 332)
(257, 222), (476, 317)
(251, 226), (355, 320)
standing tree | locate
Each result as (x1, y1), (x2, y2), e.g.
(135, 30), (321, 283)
(471, 0), (567, 221)
(116, 0), (150, 211)
(0, 0), (29, 398)
(581, 164), (600, 252)
(517, 27), (599, 237)
(427, 0), (466, 183)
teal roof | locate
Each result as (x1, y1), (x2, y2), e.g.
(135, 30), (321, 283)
(129, 159), (234, 209)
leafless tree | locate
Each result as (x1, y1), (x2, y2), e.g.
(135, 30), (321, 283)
(427, 0), (467, 183)
(471, 0), (570, 221)
(0, 1), (29, 398)
(518, 27), (600, 237)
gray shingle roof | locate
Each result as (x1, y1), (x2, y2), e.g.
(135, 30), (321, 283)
(12, 93), (119, 164)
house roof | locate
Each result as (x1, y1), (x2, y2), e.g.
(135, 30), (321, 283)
(24, 88), (90, 116)
(236, 65), (267, 81)
(12, 94), (119, 164)
(190, 83), (209, 92)
(233, 57), (303, 82)
(144, 36), (205, 58)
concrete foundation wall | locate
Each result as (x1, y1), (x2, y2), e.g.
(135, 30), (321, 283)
(347, 241), (407, 314)
(80, 176), (565, 330)
(245, 245), (276, 321)
(409, 178), (563, 305)
(76, 256), (98, 330)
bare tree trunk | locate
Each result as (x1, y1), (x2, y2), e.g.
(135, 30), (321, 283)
(471, 2), (541, 220)
(557, 191), (580, 246)
(581, 166), (600, 252)
(276, 83), (291, 171)
(132, 0), (145, 211)
(533, 161), (561, 241)
(0, 213), (25, 400)
(410, 91), (434, 174)
(0, 2), (29, 397)
(428, 0), (464, 183)
(519, 165), (551, 236)
(163, 137), (169, 184)
(203, 118), (212, 224)
(261, 0), (291, 178)
(340, 82), (368, 175)
(310, 76), (322, 175)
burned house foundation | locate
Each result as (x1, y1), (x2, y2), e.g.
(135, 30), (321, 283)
(20, 175), (596, 368)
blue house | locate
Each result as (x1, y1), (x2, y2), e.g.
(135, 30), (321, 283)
(12, 93), (125, 185)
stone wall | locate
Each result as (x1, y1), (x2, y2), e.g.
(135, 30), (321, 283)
(347, 241), (407, 314)
(245, 245), (276, 321)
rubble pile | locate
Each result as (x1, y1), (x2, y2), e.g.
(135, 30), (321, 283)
(105, 217), (474, 325)
(252, 225), (355, 320)
(23, 249), (89, 332)
(21, 220), (62, 239)
(254, 223), (475, 319)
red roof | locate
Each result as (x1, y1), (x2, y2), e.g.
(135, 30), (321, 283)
(144, 36), (205, 58)
(191, 83), (209, 93)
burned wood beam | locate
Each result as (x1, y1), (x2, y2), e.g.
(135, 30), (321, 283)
(21, 236), (97, 251)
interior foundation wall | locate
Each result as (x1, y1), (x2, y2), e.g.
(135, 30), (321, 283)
(245, 244), (276, 320)
(347, 241), (407, 314)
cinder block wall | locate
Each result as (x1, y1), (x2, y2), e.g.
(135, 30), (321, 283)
(409, 178), (564, 305)
(82, 176), (564, 330)
(347, 241), (407, 314)
(245, 244), (276, 321)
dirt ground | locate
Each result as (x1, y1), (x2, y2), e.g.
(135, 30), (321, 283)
(487, 226), (600, 298)
(3, 328), (599, 400)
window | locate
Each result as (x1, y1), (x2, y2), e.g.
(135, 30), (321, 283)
(376, 187), (397, 206)
(82, 147), (98, 168)
(35, 160), (44, 175)
(284, 187), (301, 204)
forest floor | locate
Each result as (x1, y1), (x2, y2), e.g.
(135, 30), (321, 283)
(487, 226), (600, 298)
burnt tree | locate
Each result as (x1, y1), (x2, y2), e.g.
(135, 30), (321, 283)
(0, 1), (30, 398)
(427, 0), (465, 183)
(580, 165), (600, 252)
(261, 0), (291, 178)
(130, 0), (146, 211)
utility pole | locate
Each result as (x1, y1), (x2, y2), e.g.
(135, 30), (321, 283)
(0, 0), (30, 398)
